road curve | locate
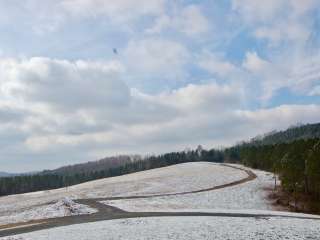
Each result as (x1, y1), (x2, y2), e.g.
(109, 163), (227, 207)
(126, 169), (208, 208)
(0, 164), (318, 238)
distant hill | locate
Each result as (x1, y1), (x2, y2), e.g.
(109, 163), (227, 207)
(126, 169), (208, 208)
(0, 172), (16, 177)
(42, 155), (141, 176)
(249, 122), (320, 146)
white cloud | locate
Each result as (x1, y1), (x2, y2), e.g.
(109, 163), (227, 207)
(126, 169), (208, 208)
(146, 15), (171, 34)
(0, 57), (128, 111)
(0, 0), (167, 34)
(124, 38), (190, 80)
(146, 5), (209, 36)
(242, 51), (269, 73)
(179, 5), (209, 36)
(198, 52), (239, 77)
(232, 0), (319, 45)
(0, 1), (65, 34)
(232, 0), (317, 23)
(21, 81), (242, 153)
(61, 0), (166, 22)
(228, 0), (320, 102)
(236, 104), (320, 134)
(289, 0), (318, 17)
(274, 52), (320, 95)
(156, 83), (242, 113)
(289, 55), (320, 94)
(0, 107), (25, 124)
(240, 50), (320, 102)
(2, 61), (315, 158)
(254, 21), (311, 46)
(232, 0), (285, 23)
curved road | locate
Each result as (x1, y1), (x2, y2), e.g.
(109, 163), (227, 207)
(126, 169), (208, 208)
(0, 164), (318, 238)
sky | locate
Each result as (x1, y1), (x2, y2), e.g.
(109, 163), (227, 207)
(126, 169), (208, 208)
(0, 0), (320, 172)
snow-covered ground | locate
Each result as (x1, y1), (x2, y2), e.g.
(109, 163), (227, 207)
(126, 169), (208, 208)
(2, 216), (320, 240)
(102, 166), (275, 211)
(70, 162), (248, 197)
(2, 162), (320, 239)
(0, 162), (246, 226)
(0, 198), (96, 226)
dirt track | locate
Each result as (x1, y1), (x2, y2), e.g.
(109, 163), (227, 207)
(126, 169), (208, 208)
(1, 164), (318, 238)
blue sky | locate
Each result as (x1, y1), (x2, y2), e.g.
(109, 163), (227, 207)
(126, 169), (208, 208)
(0, 0), (319, 172)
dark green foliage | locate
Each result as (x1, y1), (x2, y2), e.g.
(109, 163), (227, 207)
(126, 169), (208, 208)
(305, 142), (320, 198)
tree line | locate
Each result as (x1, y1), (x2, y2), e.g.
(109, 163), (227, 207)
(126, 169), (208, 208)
(0, 148), (223, 196)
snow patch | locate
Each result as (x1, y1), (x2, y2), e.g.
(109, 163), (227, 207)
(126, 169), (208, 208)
(0, 198), (96, 226)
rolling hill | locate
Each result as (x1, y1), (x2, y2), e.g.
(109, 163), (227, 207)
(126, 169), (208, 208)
(249, 122), (320, 145)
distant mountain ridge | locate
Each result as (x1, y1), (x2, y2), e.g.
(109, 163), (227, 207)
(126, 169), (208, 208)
(249, 122), (320, 146)
(1, 155), (141, 178)
(41, 155), (141, 176)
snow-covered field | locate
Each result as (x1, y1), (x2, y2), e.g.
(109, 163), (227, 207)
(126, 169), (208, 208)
(0, 198), (96, 226)
(0, 162), (246, 226)
(2, 216), (320, 240)
(1, 162), (320, 239)
(102, 166), (275, 211)
(71, 162), (248, 197)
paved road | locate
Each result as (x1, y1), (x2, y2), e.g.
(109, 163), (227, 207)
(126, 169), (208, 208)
(0, 164), (318, 238)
